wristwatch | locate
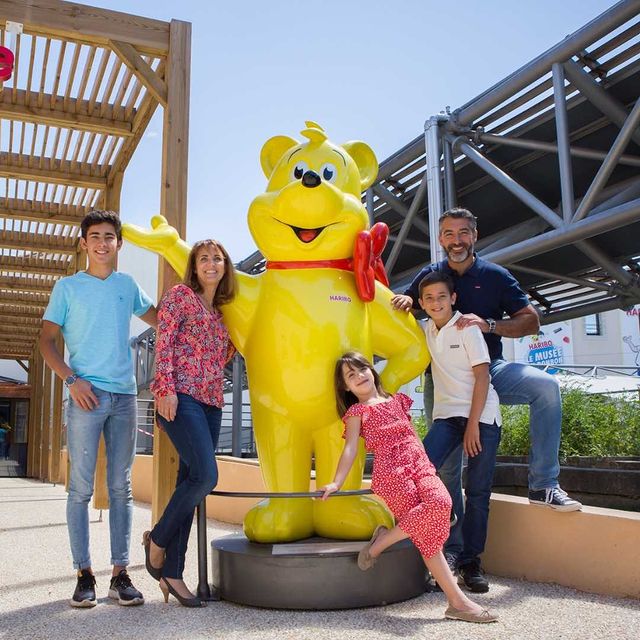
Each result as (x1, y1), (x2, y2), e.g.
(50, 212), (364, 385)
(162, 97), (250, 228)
(485, 318), (497, 334)
(64, 374), (79, 388)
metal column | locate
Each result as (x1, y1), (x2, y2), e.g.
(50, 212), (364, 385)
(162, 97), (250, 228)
(552, 63), (575, 222)
(231, 353), (244, 458)
(425, 116), (445, 264)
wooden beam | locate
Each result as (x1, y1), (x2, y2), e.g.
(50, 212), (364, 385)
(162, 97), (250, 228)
(0, 233), (77, 255)
(0, 256), (74, 276)
(0, 152), (106, 189)
(0, 315), (42, 327)
(153, 20), (191, 524)
(0, 334), (37, 342)
(107, 64), (163, 189)
(0, 289), (51, 305)
(0, 324), (41, 334)
(0, 336), (40, 346)
(0, 1), (170, 56)
(110, 40), (167, 107)
(0, 200), (88, 225)
(0, 305), (44, 318)
(0, 339), (35, 353)
(0, 276), (57, 293)
(0, 89), (133, 137)
(0, 326), (41, 336)
(0, 332), (41, 341)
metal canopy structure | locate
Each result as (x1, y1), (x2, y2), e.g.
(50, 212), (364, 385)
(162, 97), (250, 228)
(0, 2), (191, 498)
(368, 0), (640, 324)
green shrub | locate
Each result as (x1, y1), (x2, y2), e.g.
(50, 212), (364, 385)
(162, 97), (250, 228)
(413, 414), (427, 441)
(498, 385), (640, 459)
(412, 385), (640, 459)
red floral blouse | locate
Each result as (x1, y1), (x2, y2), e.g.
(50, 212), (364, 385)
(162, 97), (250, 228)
(151, 284), (235, 408)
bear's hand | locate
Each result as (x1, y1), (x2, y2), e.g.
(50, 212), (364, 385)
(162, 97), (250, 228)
(122, 215), (180, 251)
(122, 215), (190, 278)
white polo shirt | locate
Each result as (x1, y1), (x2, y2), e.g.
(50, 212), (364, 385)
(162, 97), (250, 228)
(423, 311), (501, 425)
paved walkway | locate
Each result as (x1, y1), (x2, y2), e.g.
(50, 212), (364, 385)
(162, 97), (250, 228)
(1, 477), (638, 640)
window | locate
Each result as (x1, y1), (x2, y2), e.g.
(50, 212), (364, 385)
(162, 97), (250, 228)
(584, 314), (602, 336)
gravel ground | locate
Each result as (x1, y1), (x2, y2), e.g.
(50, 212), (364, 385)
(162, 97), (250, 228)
(1, 477), (638, 640)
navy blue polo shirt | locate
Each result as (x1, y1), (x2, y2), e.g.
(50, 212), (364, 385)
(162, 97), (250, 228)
(404, 256), (530, 360)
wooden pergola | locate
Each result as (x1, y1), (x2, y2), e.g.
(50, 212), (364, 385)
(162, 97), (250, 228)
(0, 1), (189, 515)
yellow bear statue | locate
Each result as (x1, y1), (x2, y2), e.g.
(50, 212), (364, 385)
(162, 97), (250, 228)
(123, 122), (430, 543)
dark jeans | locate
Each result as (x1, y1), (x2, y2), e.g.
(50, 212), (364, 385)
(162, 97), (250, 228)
(423, 416), (501, 566)
(152, 393), (222, 579)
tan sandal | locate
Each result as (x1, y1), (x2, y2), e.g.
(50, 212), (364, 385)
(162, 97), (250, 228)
(357, 525), (388, 571)
(445, 605), (498, 623)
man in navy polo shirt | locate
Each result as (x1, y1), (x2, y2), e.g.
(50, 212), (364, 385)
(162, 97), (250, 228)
(392, 207), (581, 593)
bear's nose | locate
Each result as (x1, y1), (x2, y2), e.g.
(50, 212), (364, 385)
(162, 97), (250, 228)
(302, 170), (321, 188)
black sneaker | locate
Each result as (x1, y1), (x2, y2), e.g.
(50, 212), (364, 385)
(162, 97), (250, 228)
(70, 569), (97, 608)
(458, 559), (489, 593)
(528, 487), (582, 512)
(108, 570), (144, 606)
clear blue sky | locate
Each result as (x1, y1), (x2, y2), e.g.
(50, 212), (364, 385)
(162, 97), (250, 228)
(94, 0), (615, 261)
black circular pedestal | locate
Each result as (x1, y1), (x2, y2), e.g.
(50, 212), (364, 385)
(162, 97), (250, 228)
(211, 534), (427, 610)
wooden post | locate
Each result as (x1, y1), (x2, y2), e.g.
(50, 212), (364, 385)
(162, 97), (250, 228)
(40, 363), (53, 480)
(26, 355), (37, 477)
(49, 335), (64, 484)
(152, 19), (191, 524)
(31, 352), (44, 478)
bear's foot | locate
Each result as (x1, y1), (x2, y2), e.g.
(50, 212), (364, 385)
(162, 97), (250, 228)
(313, 495), (394, 540)
(244, 497), (314, 543)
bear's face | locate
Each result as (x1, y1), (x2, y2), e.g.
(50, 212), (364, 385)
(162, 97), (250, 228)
(248, 124), (378, 262)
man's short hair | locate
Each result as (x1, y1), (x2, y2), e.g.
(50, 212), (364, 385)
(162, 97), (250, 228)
(80, 210), (122, 240)
(438, 207), (477, 231)
(418, 271), (455, 297)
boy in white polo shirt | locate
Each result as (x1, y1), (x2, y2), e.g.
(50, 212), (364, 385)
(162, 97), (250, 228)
(418, 271), (501, 594)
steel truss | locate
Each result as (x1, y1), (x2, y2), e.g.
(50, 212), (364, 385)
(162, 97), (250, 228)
(369, 0), (640, 324)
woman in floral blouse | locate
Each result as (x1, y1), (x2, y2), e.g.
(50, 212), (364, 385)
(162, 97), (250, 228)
(143, 239), (236, 607)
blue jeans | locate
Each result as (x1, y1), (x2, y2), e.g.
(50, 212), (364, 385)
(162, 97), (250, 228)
(423, 417), (501, 565)
(66, 389), (137, 570)
(152, 394), (222, 579)
(427, 360), (563, 557)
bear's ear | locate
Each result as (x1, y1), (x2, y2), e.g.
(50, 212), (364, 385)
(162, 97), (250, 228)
(260, 135), (299, 179)
(342, 141), (378, 191)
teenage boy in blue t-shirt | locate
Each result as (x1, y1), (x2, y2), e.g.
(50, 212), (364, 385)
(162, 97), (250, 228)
(40, 210), (157, 608)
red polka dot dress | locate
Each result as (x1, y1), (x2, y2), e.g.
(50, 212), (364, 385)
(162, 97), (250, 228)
(343, 393), (451, 559)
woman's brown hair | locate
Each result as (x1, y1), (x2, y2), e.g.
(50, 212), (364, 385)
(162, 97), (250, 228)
(334, 351), (389, 417)
(183, 239), (237, 307)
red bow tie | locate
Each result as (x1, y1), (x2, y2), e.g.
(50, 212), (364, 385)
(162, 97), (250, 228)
(265, 222), (390, 302)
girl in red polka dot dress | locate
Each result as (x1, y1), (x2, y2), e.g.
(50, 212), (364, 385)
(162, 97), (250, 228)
(321, 351), (497, 624)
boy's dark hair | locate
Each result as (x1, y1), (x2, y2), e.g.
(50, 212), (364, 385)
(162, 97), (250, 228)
(183, 239), (237, 307)
(80, 210), (122, 240)
(439, 207), (477, 231)
(334, 351), (389, 418)
(418, 271), (455, 297)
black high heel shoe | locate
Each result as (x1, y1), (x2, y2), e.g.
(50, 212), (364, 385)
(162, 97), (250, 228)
(159, 578), (206, 607)
(142, 530), (163, 581)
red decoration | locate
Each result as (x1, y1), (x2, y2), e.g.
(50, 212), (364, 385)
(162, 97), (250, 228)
(266, 222), (390, 302)
(0, 46), (15, 82)
(353, 222), (390, 301)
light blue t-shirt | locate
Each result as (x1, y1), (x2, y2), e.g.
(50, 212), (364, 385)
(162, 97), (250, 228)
(43, 271), (153, 394)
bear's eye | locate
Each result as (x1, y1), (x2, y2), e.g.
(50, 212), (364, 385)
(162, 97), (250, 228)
(292, 161), (309, 181)
(320, 163), (337, 183)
